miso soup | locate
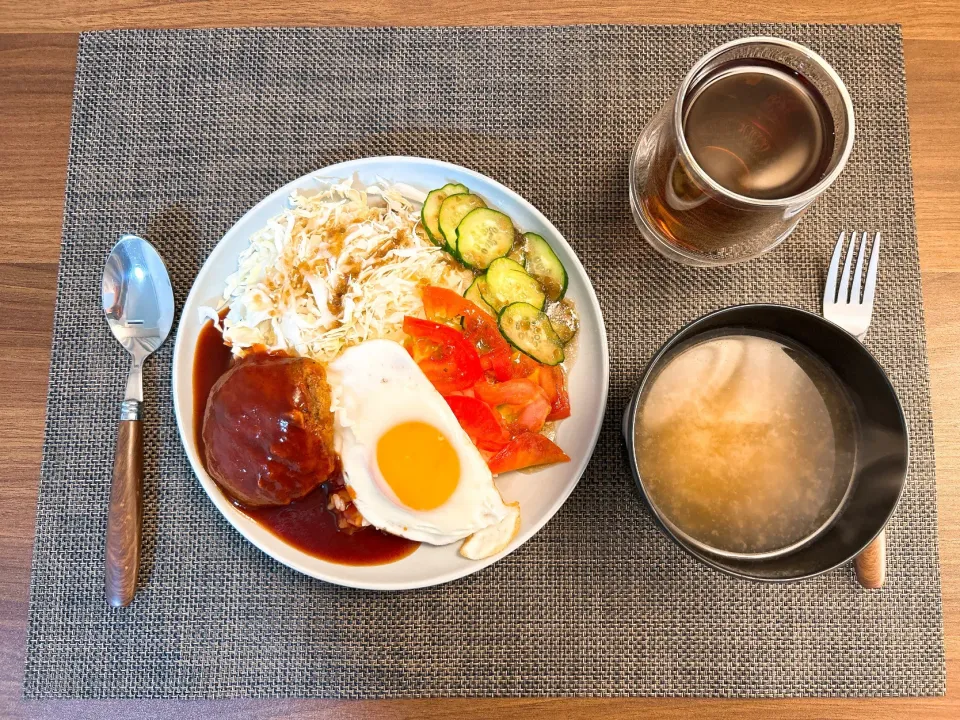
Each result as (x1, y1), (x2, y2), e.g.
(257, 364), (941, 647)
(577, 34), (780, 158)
(635, 330), (857, 556)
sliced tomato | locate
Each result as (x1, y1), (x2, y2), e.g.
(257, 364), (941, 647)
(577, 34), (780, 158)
(420, 287), (543, 381)
(487, 432), (571, 475)
(510, 393), (552, 434)
(422, 286), (507, 353)
(533, 366), (553, 402)
(511, 351), (540, 378)
(404, 315), (465, 345)
(444, 388), (476, 399)
(461, 306), (509, 355)
(495, 397), (551, 435)
(403, 316), (482, 394)
(474, 378), (551, 434)
(483, 345), (539, 381)
(416, 352), (482, 394)
(473, 378), (543, 406)
(480, 346), (512, 380)
(445, 395), (509, 451)
(421, 286), (474, 325)
(537, 365), (571, 420)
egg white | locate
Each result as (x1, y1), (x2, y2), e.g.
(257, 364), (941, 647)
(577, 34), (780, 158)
(327, 339), (512, 545)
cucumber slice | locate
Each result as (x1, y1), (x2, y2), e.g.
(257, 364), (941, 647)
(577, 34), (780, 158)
(464, 276), (497, 316)
(489, 257), (525, 274)
(439, 193), (486, 253)
(485, 257), (546, 311)
(498, 302), (565, 366)
(523, 232), (568, 301)
(478, 274), (498, 308)
(455, 208), (515, 270)
(421, 183), (468, 246)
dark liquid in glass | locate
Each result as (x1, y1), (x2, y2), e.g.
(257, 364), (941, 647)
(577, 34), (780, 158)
(683, 62), (834, 200)
(638, 59), (837, 255)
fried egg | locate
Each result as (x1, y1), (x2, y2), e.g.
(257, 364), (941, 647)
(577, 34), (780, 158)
(327, 339), (515, 548)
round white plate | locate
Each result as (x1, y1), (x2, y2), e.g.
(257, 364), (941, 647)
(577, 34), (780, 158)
(172, 156), (609, 590)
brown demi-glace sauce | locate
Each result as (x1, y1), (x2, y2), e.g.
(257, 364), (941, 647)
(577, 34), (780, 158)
(192, 317), (419, 566)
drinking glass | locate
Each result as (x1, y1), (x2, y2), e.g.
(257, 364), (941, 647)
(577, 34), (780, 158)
(629, 37), (855, 266)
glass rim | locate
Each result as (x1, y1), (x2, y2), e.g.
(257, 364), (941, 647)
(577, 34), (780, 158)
(671, 36), (856, 209)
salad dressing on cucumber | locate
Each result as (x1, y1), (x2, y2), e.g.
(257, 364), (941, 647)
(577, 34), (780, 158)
(419, 182), (578, 367)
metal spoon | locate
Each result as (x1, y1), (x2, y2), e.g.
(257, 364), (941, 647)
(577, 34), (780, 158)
(101, 234), (174, 607)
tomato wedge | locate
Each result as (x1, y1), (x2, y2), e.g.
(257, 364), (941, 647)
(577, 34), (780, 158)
(507, 393), (552, 434)
(403, 316), (483, 394)
(421, 286), (474, 325)
(420, 286), (543, 380)
(537, 365), (571, 420)
(445, 388), (476, 399)
(463, 311), (507, 355)
(414, 288), (572, 466)
(483, 345), (540, 381)
(421, 285), (508, 355)
(487, 432), (571, 474)
(445, 395), (509, 451)
(474, 378), (552, 434)
(474, 378), (543, 406)
(404, 315), (467, 345)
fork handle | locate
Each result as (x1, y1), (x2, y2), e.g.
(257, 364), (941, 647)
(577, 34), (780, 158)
(105, 407), (143, 607)
(854, 532), (885, 589)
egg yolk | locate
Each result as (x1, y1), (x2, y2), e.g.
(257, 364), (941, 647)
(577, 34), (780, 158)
(376, 421), (460, 510)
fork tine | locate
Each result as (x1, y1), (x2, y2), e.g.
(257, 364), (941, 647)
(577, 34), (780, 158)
(824, 231), (846, 306)
(837, 230), (857, 303)
(861, 232), (882, 309)
(851, 231), (868, 303)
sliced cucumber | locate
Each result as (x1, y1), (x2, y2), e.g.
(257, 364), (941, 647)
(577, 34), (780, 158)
(455, 208), (515, 270)
(489, 257), (525, 274)
(439, 193), (486, 253)
(464, 276), (496, 316)
(498, 302), (565, 366)
(523, 232), (568, 301)
(478, 275), (499, 309)
(485, 257), (546, 312)
(421, 183), (468, 246)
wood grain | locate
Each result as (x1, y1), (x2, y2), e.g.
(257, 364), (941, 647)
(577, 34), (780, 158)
(105, 419), (143, 608)
(854, 533), (886, 589)
(0, 1), (958, 40)
(1, 3), (959, 718)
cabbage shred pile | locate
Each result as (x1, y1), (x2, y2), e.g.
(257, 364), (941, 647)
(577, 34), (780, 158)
(203, 178), (472, 364)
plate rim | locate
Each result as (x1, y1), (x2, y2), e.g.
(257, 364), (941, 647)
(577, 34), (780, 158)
(171, 155), (610, 590)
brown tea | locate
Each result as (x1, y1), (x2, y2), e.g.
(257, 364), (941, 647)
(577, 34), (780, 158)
(683, 62), (834, 200)
(637, 59), (837, 255)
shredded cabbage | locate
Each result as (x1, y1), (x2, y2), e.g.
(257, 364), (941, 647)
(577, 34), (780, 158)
(201, 177), (472, 363)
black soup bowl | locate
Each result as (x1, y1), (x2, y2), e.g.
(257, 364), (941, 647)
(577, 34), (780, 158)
(623, 304), (908, 582)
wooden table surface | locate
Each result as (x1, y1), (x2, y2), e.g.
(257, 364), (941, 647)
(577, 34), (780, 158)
(1, 2), (958, 718)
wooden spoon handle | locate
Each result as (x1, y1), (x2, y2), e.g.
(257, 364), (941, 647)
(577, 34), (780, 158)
(854, 531), (886, 589)
(105, 418), (143, 607)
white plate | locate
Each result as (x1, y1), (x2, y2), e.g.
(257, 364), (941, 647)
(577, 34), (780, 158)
(172, 156), (609, 590)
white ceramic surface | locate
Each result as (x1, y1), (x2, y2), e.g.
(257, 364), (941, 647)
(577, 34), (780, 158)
(171, 156), (609, 590)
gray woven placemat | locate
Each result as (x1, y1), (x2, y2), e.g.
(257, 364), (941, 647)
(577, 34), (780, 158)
(26, 24), (944, 699)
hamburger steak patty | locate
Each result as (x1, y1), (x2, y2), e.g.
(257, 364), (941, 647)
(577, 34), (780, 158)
(202, 355), (337, 507)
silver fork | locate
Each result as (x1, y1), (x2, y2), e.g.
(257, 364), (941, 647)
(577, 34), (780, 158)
(823, 230), (884, 588)
(823, 230), (881, 340)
